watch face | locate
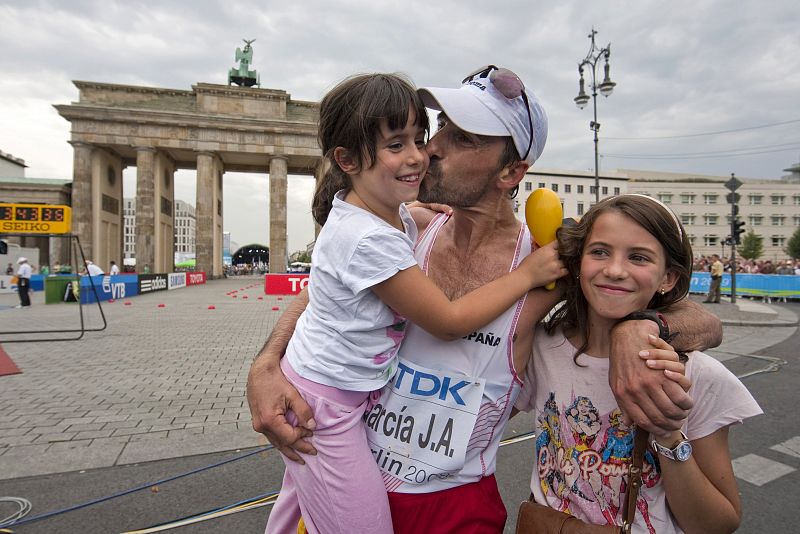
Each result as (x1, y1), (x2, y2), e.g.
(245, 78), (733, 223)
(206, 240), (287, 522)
(675, 441), (693, 461)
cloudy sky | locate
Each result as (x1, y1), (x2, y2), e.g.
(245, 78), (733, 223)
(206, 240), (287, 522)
(1, 0), (798, 251)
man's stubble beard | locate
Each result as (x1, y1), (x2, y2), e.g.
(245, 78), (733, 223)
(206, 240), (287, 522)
(417, 160), (491, 208)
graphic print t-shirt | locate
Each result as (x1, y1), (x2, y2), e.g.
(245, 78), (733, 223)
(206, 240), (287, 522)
(515, 325), (762, 534)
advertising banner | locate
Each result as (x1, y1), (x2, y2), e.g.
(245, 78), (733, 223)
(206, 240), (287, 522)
(690, 272), (800, 298)
(365, 359), (486, 484)
(138, 273), (168, 294)
(0, 275), (16, 294)
(186, 272), (207, 286)
(80, 274), (139, 303)
(264, 273), (309, 295)
(168, 272), (187, 290)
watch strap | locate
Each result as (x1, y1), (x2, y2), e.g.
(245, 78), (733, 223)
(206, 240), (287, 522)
(651, 431), (690, 461)
(620, 309), (670, 341)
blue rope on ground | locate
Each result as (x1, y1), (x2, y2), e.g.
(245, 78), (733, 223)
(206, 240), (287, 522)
(6, 445), (273, 528)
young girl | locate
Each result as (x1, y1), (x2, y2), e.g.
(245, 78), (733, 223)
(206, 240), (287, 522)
(266, 73), (566, 534)
(515, 194), (762, 533)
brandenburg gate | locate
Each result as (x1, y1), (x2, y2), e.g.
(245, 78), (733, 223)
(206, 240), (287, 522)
(55, 80), (321, 276)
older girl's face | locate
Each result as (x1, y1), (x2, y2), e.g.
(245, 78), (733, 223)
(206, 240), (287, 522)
(579, 211), (678, 323)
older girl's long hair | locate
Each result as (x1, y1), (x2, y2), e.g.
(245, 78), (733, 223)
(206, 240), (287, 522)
(312, 73), (429, 226)
(546, 194), (693, 362)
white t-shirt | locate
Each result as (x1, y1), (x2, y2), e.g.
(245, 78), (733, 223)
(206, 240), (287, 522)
(285, 191), (418, 391)
(86, 263), (104, 276)
(16, 263), (32, 279)
(110, 264), (120, 275)
(516, 325), (762, 534)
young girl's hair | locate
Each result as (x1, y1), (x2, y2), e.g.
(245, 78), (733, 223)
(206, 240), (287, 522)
(312, 73), (429, 226)
(547, 194), (693, 361)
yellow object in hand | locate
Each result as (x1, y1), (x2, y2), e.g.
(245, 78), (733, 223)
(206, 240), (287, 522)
(524, 188), (563, 290)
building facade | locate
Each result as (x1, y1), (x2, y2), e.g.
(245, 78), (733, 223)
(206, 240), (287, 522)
(123, 197), (196, 259)
(516, 167), (800, 260)
(174, 200), (196, 254)
(0, 150), (26, 177)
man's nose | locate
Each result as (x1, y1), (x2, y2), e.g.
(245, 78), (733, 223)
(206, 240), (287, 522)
(425, 131), (443, 158)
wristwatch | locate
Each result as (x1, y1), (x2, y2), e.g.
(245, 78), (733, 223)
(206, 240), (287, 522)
(651, 432), (693, 462)
(620, 309), (670, 341)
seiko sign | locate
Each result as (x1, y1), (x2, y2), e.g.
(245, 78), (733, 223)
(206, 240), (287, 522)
(139, 274), (168, 294)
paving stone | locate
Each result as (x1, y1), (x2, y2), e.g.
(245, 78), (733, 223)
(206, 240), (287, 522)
(66, 422), (106, 432)
(33, 432), (79, 443)
(74, 430), (116, 440)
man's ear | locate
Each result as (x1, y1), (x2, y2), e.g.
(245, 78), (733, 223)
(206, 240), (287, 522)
(333, 147), (360, 175)
(497, 161), (530, 192)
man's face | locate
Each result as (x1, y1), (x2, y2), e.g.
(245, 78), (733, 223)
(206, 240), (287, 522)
(417, 114), (508, 207)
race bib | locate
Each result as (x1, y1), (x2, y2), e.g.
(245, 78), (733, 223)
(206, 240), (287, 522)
(364, 358), (485, 485)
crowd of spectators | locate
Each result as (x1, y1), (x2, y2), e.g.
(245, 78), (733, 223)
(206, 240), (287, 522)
(693, 255), (800, 275)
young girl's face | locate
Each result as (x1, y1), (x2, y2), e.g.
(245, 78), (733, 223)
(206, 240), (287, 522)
(579, 211), (678, 322)
(357, 109), (428, 211)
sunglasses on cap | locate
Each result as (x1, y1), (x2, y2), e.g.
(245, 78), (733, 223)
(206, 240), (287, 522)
(461, 65), (534, 160)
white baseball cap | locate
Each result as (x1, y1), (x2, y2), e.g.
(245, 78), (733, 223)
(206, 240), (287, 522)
(419, 65), (548, 165)
(17, 257), (27, 264)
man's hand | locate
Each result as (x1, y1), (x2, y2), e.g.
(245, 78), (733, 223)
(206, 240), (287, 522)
(247, 356), (317, 463)
(609, 321), (694, 437)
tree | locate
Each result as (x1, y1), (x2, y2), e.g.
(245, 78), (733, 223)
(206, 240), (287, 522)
(737, 230), (763, 260)
(786, 227), (800, 260)
(289, 250), (311, 263)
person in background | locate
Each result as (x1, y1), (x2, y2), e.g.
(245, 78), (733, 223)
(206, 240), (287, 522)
(5, 262), (13, 275)
(15, 257), (32, 308)
(704, 254), (723, 303)
(109, 261), (120, 275)
(84, 260), (104, 276)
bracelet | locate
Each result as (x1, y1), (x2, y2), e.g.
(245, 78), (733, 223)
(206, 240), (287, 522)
(619, 310), (670, 341)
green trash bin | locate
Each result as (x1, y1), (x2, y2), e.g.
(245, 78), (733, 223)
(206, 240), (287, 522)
(45, 275), (78, 304)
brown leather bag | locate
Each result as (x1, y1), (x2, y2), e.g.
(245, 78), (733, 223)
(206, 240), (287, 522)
(514, 430), (648, 534)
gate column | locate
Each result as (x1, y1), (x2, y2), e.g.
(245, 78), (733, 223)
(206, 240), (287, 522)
(70, 141), (94, 261)
(269, 156), (288, 274)
(134, 147), (156, 273)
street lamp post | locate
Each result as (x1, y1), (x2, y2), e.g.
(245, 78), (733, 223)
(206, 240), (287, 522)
(574, 28), (616, 204)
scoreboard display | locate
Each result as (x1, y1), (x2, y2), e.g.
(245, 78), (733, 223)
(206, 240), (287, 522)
(0, 203), (72, 234)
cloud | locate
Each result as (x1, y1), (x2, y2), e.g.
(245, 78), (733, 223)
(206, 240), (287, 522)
(2, 0), (799, 248)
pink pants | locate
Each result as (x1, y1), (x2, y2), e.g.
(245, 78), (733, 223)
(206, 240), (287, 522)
(265, 359), (393, 534)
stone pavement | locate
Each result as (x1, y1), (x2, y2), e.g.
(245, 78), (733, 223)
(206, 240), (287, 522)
(0, 277), (279, 480)
(0, 281), (796, 481)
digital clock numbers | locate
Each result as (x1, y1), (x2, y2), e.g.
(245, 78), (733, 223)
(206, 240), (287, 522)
(0, 204), (72, 234)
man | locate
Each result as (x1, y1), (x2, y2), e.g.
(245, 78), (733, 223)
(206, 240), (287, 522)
(247, 66), (721, 532)
(15, 257), (32, 308)
(84, 260), (104, 276)
(109, 261), (120, 275)
(704, 254), (723, 303)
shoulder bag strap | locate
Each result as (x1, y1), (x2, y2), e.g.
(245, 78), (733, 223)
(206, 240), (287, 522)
(620, 428), (649, 533)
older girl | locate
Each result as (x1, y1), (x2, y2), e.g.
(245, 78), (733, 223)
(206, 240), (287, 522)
(516, 195), (761, 533)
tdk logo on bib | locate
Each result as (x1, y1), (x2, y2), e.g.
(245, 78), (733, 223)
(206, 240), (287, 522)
(393, 361), (472, 406)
